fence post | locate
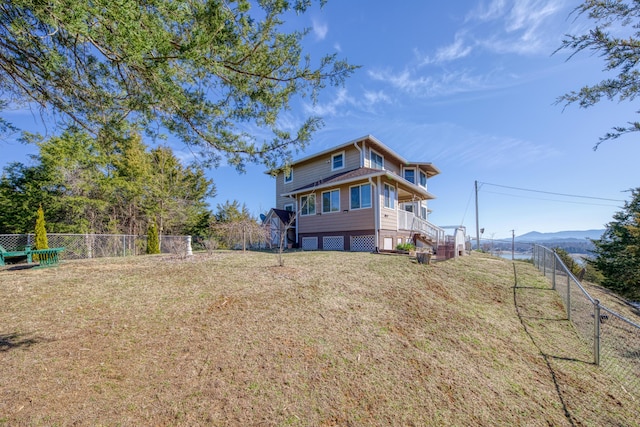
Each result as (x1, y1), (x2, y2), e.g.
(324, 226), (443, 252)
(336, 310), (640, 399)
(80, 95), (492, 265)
(186, 236), (193, 256)
(86, 233), (93, 258)
(567, 271), (571, 321)
(552, 251), (556, 290)
(594, 299), (601, 366)
(543, 248), (546, 277)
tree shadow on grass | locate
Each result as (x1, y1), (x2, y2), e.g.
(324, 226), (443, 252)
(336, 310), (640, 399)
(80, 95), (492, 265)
(511, 263), (583, 427)
(0, 332), (48, 352)
(1, 263), (39, 272)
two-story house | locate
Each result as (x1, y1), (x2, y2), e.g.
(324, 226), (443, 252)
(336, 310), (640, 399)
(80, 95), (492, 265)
(265, 135), (445, 252)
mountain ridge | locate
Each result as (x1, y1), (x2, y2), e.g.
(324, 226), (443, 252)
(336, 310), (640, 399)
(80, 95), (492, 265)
(515, 229), (605, 242)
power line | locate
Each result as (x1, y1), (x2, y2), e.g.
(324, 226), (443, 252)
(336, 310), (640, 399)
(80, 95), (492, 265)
(460, 183), (475, 226)
(482, 190), (622, 207)
(479, 181), (626, 203)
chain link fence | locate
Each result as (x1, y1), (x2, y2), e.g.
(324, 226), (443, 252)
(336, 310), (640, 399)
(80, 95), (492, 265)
(0, 234), (192, 260)
(532, 244), (640, 400)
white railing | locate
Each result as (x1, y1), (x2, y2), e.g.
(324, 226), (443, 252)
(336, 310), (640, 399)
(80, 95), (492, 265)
(397, 210), (445, 244)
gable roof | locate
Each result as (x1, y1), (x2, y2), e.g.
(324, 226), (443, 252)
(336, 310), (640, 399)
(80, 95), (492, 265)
(267, 134), (440, 178)
(263, 208), (295, 225)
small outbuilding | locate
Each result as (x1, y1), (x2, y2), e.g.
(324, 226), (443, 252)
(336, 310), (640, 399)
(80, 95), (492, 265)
(263, 208), (296, 249)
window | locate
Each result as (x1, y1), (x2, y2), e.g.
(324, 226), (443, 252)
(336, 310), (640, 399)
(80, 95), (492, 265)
(300, 194), (316, 216)
(350, 183), (371, 210)
(284, 203), (295, 212)
(284, 168), (293, 183)
(404, 168), (415, 184)
(404, 204), (414, 213)
(419, 171), (427, 187)
(384, 183), (395, 209)
(331, 152), (345, 171)
(370, 150), (384, 170)
(421, 205), (428, 220)
(322, 189), (340, 213)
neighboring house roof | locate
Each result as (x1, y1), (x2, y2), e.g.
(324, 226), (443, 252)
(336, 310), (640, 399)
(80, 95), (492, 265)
(280, 167), (436, 201)
(264, 208), (295, 225)
(267, 134), (441, 178)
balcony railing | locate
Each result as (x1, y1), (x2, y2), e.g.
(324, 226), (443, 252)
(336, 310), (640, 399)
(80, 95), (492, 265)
(397, 210), (445, 244)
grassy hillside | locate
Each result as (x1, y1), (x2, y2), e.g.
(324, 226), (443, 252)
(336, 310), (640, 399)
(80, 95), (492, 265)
(0, 251), (637, 426)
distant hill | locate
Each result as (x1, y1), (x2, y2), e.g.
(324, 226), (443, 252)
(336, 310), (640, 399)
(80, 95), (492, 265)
(515, 229), (606, 242)
(482, 229), (606, 254)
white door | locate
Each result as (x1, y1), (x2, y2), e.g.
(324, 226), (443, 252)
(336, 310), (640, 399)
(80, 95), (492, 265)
(270, 218), (280, 245)
(383, 237), (393, 250)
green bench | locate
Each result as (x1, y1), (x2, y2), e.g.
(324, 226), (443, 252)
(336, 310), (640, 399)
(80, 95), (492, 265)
(0, 245), (65, 267)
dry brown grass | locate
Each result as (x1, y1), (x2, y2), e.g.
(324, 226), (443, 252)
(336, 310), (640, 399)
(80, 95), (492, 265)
(0, 251), (638, 426)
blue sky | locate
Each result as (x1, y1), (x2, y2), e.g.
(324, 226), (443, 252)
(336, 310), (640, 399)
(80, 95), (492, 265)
(1, 0), (639, 239)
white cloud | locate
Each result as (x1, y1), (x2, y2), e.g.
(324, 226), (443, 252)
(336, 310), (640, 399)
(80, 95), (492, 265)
(467, 0), (563, 55)
(363, 90), (391, 105)
(368, 68), (493, 98)
(422, 122), (558, 168)
(468, 0), (508, 22)
(302, 87), (391, 117)
(382, 0), (567, 99)
(304, 88), (354, 116)
(312, 18), (328, 40)
(506, 0), (559, 33)
(400, 0), (565, 102)
(427, 32), (474, 65)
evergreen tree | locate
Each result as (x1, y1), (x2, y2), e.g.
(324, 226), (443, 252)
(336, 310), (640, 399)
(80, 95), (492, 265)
(34, 206), (48, 250)
(0, 0), (356, 170)
(554, 247), (581, 277)
(589, 188), (640, 299)
(0, 128), (216, 235)
(0, 163), (48, 233)
(146, 146), (215, 235)
(147, 222), (160, 255)
(556, 1), (640, 146)
(215, 200), (251, 223)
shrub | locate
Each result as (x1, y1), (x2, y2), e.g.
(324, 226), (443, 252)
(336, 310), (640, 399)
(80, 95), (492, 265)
(147, 222), (160, 254)
(33, 206), (49, 261)
(396, 242), (415, 252)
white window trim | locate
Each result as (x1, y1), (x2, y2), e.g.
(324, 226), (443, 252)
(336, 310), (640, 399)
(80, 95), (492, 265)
(284, 203), (295, 212)
(419, 170), (427, 188)
(284, 167), (293, 184)
(349, 183), (372, 210)
(383, 183), (396, 210)
(300, 194), (316, 216)
(331, 151), (345, 171)
(403, 202), (415, 213)
(322, 189), (340, 213)
(403, 167), (416, 184)
(370, 149), (384, 170)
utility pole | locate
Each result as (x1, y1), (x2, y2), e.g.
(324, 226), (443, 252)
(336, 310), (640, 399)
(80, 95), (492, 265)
(511, 229), (515, 261)
(475, 180), (480, 251)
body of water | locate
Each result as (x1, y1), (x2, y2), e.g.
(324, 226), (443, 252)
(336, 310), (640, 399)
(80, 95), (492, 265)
(495, 252), (531, 261)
